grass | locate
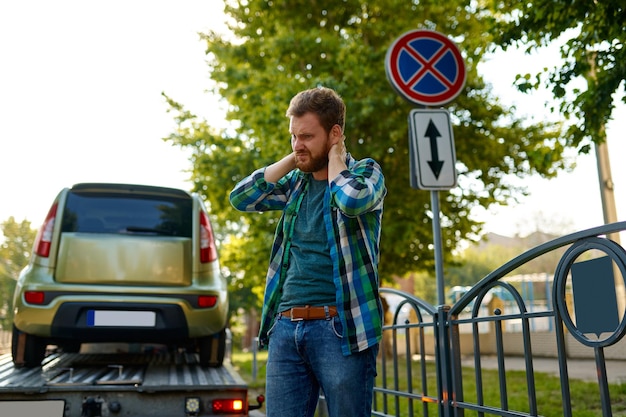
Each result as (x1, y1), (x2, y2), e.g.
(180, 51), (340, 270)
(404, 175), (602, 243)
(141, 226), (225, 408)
(231, 349), (268, 390)
(231, 349), (626, 417)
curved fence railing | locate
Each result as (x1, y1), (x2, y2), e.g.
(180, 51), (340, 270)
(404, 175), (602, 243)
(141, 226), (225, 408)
(374, 287), (437, 417)
(372, 221), (626, 417)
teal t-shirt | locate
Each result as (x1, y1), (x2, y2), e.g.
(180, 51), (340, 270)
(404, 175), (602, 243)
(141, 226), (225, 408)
(278, 178), (335, 311)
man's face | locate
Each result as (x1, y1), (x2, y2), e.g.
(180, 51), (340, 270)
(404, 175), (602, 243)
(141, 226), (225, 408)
(289, 112), (331, 174)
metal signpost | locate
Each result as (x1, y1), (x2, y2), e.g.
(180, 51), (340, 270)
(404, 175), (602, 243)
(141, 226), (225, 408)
(385, 29), (466, 305)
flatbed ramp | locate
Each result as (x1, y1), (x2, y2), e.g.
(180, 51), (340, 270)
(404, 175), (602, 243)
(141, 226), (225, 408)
(0, 352), (255, 416)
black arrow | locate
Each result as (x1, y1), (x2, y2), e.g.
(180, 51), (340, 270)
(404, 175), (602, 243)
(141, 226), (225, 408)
(425, 119), (444, 179)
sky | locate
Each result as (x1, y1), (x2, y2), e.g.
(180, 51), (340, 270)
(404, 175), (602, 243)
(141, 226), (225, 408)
(1, 0), (624, 238)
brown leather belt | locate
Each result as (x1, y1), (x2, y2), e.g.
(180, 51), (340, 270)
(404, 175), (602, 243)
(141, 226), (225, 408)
(280, 306), (338, 321)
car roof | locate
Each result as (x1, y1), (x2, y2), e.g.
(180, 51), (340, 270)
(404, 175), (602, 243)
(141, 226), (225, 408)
(70, 183), (192, 198)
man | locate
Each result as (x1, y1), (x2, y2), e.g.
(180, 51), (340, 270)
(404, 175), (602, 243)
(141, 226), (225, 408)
(229, 86), (386, 417)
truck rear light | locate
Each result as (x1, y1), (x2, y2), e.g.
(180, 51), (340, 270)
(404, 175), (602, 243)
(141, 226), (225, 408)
(212, 398), (244, 414)
(184, 397), (201, 415)
(24, 291), (45, 305)
(198, 295), (218, 308)
(199, 210), (218, 263)
(34, 203), (58, 258)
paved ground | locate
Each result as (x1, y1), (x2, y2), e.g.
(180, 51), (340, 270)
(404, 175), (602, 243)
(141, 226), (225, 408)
(463, 355), (626, 384)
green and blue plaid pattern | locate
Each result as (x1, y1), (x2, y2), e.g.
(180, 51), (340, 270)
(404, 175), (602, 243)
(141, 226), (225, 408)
(230, 155), (386, 355)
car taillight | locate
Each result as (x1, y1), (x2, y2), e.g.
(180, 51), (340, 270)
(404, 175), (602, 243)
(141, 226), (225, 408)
(198, 295), (218, 308)
(199, 210), (217, 263)
(212, 398), (244, 414)
(24, 291), (45, 305)
(34, 203), (58, 258)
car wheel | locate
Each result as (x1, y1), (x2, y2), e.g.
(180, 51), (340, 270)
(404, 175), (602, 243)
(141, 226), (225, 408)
(198, 328), (226, 368)
(11, 325), (47, 367)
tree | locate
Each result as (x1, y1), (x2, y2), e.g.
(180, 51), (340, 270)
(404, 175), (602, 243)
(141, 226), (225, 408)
(493, 0), (625, 151)
(164, 0), (571, 290)
(0, 217), (36, 329)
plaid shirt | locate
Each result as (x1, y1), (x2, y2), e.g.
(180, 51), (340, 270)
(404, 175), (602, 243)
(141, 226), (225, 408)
(229, 154), (387, 355)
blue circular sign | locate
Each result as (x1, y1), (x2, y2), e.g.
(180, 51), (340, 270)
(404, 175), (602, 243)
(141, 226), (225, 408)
(385, 29), (466, 106)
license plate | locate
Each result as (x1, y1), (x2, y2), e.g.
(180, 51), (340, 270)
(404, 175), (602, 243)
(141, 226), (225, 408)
(0, 401), (65, 416)
(87, 310), (156, 327)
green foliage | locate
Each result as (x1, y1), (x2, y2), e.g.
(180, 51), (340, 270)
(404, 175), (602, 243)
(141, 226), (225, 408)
(446, 245), (503, 288)
(231, 348), (268, 390)
(493, 0), (626, 150)
(408, 271), (440, 305)
(0, 217), (36, 329)
(164, 0), (578, 311)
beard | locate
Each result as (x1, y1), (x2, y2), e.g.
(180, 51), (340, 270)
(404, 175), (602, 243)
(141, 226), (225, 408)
(295, 152), (328, 173)
(295, 146), (330, 173)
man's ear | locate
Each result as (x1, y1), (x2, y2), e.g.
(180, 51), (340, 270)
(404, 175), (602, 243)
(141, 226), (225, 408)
(330, 124), (343, 145)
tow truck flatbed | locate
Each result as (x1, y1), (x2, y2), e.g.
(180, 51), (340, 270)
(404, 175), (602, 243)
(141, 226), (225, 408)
(0, 351), (261, 416)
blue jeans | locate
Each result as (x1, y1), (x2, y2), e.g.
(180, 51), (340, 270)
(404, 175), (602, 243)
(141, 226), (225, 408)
(265, 314), (378, 417)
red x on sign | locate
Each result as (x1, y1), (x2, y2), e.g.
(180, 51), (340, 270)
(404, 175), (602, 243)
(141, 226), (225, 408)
(385, 29), (466, 106)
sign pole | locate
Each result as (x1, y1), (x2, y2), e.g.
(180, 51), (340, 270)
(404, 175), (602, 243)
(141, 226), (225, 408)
(431, 190), (445, 306)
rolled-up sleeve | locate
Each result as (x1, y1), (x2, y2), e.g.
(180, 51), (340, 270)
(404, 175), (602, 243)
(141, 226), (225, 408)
(230, 168), (294, 212)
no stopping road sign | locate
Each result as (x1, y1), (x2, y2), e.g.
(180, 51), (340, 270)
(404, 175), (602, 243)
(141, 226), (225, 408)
(386, 29), (466, 106)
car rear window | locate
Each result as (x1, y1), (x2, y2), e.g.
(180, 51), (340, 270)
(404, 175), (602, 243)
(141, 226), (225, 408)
(61, 191), (193, 238)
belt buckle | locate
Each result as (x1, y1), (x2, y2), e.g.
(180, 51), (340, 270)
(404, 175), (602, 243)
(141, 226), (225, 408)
(290, 308), (304, 321)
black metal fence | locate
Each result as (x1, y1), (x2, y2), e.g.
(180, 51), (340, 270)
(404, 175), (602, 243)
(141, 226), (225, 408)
(373, 221), (626, 417)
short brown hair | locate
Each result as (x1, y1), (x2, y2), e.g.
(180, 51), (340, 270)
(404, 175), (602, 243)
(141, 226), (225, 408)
(286, 87), (346, 134)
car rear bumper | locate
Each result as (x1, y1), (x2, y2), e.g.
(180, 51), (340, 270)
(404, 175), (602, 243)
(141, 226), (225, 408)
(50, 302), (189, 342)
(13, 291), (228, 341)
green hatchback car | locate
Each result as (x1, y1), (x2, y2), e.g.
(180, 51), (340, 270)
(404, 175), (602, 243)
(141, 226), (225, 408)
(12, 183), (229, 367)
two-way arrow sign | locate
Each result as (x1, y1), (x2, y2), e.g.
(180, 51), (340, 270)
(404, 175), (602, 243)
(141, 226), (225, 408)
(408, 109), (457, 190)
